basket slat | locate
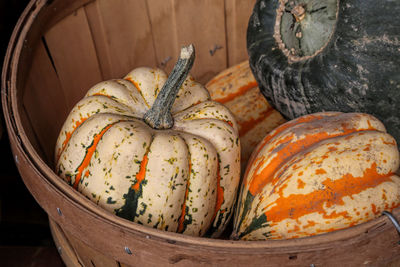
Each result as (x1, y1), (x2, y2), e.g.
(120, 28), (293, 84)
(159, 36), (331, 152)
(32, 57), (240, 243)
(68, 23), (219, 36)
(18, 104), (46, 161)
(50, 219), (82, 267)
(60, 225), (123, 267)
(225, 0), (257, 66)
(22, 41), (69, 164)
(44, 7), (102, 109)
(84, 0), (157, 79)
(146, 0), (180, 74)
(173, 0), (227, 84)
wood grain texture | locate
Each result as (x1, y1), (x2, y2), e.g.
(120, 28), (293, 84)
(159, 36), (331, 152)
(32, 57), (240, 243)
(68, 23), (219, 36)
(17, 104), (46, 162)
(44, 7), (102, 110)
(84, 0), (157, 79)
(22, 41), (69, 165)
(225, 0), (257, 66)
(49, 219), (81, 267)
(172, 0), (227, 83)
(146, 0), (179, 74)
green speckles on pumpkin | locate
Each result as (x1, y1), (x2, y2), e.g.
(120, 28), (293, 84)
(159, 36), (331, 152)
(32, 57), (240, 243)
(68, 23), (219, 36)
(236, 191), (255, 232)
(166, 157), (177, 165)
(240, 213), (269, 239)
(139, 203), (147, 215)
(116, 186), (140, 221)
(229, 137), (234, 147)
(177, 205), (193, 234)
(224, 164), (230, 175)
(107, 197), (117, 204)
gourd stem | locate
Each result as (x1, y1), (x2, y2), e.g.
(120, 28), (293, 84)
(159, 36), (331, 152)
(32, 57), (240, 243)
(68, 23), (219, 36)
(143, 44), (195, 129)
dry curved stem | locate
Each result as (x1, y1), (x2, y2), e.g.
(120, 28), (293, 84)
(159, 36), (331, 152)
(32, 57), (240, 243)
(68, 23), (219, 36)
(143, 44), (195, 129)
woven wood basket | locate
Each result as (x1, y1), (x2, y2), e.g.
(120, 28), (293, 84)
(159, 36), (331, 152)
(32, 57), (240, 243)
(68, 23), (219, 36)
(2, 0), (400, 266)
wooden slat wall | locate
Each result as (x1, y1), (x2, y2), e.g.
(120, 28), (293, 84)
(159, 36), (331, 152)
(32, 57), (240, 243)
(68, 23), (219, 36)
(146, 0), (179, 74)
(22, 41), (69, 165)
(84, 0), (157, 80)
(225, 0), (257, 66)
(18, 105), (47, 162)
(44, 7), (103, 110)
(172, 0), (227, 83)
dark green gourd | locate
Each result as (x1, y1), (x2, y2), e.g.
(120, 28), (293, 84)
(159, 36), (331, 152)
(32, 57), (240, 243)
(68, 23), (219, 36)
(247, 0), (400, 144)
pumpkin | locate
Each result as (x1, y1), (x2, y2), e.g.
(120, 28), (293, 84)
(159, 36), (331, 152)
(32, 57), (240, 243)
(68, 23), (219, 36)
(247, 0), (400, 146)
(206, 61), (286, 172)
(55, 45), (241, 238)
(233, 112), (400, 240)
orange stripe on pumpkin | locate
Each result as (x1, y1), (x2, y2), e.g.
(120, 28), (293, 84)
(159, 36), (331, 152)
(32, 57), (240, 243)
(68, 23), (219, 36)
(73, 123), (115, 189)
(213, 81), (258, 104)
(132, 154), (149, 192)
(265, 163), (396, 226)
(124, 77), (150, 108)
(238, 107), (275, 137)
(57, 117), (88, 162)
(211, 159), (225, 221)
(249, 131), (333, 195)
(243, 113), (332, 181)
(124, 77), (142, 93)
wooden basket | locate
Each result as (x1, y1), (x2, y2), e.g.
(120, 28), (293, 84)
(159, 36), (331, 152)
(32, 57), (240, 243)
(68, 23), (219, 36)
(2, 0), (400, 266)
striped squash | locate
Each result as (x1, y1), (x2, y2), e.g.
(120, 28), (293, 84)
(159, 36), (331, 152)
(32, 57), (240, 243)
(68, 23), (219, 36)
(55, 45), (240, 238)
(206, 61), (286, 172)
(233, 112), (400, 240)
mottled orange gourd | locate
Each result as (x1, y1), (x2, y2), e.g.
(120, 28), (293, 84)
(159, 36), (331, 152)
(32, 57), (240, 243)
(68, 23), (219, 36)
(233, 112), (400, 240)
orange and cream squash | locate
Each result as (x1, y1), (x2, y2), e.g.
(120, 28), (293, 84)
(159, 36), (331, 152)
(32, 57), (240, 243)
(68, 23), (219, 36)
(54, 45), (240, 238)
(233, 112), (400, 240)
(206, 61), (286, 172)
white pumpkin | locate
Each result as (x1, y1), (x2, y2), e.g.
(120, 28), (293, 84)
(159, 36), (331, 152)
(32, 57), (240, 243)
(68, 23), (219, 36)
(55, 45), (240, 237)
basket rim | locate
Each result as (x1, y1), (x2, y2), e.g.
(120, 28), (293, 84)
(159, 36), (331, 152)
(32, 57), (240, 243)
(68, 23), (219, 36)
(2, 0), (400, 256)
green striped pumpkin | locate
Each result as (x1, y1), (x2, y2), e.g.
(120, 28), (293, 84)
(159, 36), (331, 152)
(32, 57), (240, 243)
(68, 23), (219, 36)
(55, 45), (240, 237)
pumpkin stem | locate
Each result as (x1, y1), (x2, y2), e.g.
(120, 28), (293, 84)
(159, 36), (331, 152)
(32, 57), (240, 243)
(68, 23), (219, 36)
(291, 4), (305, 22)
(275, 0), (339, 62)
(143, 44), (195, 129)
